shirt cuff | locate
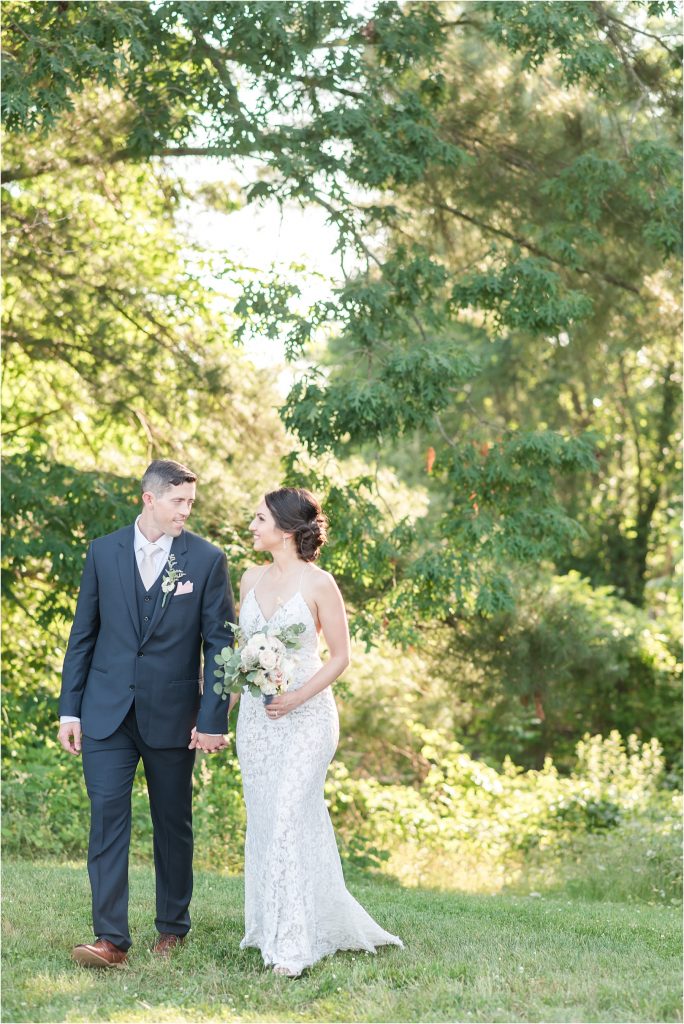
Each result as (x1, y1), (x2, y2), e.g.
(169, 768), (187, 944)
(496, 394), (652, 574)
(60, 716), (81, 724)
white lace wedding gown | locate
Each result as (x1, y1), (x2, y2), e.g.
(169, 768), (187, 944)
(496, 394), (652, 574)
(235, 581), (403, 974)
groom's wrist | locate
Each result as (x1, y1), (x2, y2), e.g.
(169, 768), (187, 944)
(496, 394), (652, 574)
(60, 715), (81, 724)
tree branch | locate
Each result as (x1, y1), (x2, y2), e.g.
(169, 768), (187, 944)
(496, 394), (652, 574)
(601, 10), (680, 57)
(434, 201), (643, 297)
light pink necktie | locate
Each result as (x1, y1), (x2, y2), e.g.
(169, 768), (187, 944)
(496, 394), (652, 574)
(139, 541), (161, 591)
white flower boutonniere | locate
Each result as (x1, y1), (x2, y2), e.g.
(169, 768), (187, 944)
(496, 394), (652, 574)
(161, 553), (186, 607)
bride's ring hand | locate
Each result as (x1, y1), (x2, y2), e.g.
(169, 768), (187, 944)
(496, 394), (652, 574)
(268, 693), (300, 719)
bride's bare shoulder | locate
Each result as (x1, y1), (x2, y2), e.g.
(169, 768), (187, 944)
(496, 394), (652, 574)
(305, 564), (339, 595)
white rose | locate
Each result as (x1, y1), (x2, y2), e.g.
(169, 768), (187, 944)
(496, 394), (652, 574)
(252, 669), (267, 689)
(262, 677), (278, 695)
(259, 649), (278, 671)
(244, 634), (267, 665)
(240, 648), (258, 670)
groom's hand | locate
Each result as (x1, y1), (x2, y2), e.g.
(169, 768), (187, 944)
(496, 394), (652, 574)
(189, 727), (227, 753)
(57, 721), (82, 755)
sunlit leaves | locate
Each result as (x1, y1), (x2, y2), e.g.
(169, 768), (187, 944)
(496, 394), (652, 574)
(283, 342), (480, 454)
(542, 145), (682, 259)
(451, 255), (594, 333)
(2, 0), (455, 196)
(478, 2), (635, 90)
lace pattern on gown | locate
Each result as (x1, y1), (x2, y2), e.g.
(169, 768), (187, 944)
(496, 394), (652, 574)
(235, 581), (403, 973)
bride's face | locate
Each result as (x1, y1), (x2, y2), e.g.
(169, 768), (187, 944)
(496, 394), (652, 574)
(249, 499), (285, 553)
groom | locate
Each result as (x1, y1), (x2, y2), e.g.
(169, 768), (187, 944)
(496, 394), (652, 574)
(57, 459), (235, 967)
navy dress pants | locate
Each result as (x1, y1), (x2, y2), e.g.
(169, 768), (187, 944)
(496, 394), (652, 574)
(81, 705), (195, 950)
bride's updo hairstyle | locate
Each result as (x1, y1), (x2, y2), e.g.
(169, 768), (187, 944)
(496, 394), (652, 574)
(264, 487), (328, 562)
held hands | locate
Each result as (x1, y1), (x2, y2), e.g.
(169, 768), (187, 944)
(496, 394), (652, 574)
(57, 721), (82, 755)
(189, 727), (228, 754)
(265, 691), (302, 720)
(57, 722), (226, 755)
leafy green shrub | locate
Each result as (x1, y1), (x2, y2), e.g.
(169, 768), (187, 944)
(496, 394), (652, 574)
(325, 726), (677, 894)
(191, 748), (246, 874)
(3, 746), (91, 858)
(453, 571), (682, 771)
(4, 714), (677, 907)
(2, 736), (246, 870)
(510, 794), (683, 904)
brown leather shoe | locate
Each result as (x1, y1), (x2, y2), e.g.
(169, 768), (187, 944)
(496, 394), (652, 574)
(152, 932), (186, 956)
(72, 938), (128, 968)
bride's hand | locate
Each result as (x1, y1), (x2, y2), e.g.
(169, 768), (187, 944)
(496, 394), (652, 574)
(266, 692), (301, 719)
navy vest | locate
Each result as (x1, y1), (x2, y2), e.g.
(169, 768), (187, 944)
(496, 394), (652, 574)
(134, 553), (164, 639)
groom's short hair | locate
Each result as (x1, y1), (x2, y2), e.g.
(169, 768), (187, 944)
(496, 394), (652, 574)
(142, 460), (197, 496)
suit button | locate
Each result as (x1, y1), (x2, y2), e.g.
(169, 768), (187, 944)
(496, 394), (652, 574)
(137, 651), (143, 657)
(129, 685), (135, 691)
(144, 616), (149, 622)
(144, 596), (151, 603)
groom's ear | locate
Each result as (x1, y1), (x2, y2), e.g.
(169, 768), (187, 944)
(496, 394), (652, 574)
(141, 490), (155, 509)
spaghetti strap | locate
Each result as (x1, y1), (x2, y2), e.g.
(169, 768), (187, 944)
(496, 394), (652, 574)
(253, 563), (271, 590)
(297, 563), (308, 591)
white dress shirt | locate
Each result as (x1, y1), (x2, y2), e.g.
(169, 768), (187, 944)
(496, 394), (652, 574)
(133, 516), (174, 584)
(60, 519), (173, 726)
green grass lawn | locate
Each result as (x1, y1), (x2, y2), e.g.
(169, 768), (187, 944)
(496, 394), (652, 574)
(2, 860), (681, 1023)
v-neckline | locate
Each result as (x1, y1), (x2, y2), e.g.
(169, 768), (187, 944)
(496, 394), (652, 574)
(248, 587), (316, 631)
(249, 587), (302, 625)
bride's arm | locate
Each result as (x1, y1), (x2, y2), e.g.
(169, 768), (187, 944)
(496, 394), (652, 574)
(266, 573), (351, 717)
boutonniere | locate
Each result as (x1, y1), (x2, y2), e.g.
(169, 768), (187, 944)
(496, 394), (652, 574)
(161, 554), (186, 607)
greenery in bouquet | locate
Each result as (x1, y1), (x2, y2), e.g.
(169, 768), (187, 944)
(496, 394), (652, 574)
(214, 621), (306, 701)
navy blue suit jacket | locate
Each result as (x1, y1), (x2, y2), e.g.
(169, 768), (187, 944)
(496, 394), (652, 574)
(59, 525), (235, 748)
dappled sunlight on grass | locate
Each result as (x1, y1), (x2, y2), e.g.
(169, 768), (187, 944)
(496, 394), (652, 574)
(107, 1006), (239, 1023)
(382, 842), (511, 892)
(23, 972), (102, 997)
(11, 969), (102, 1023)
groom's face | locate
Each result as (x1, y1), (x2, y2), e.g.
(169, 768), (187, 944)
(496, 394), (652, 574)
(145, 481), (196, 537)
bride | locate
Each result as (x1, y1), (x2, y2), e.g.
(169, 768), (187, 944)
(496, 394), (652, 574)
(230, 486), (403, 977)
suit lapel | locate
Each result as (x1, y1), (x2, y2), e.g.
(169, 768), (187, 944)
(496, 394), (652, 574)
(116, 526), (139, 636)
(140, 531), (188, 645)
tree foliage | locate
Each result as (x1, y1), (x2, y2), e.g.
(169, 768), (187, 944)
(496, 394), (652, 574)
(2, 1), (451, 187)
(2, 1), (681, 769)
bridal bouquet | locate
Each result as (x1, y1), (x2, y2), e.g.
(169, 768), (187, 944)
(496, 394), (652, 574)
(214, 621), (306, 703)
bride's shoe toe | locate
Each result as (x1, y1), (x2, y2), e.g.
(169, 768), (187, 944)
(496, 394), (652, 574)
(273, 964), (302, 978)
